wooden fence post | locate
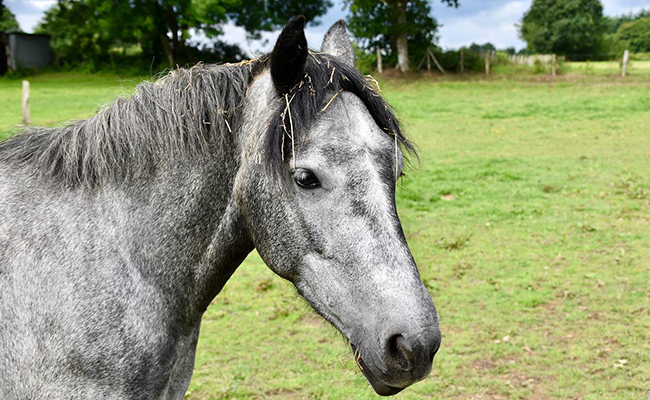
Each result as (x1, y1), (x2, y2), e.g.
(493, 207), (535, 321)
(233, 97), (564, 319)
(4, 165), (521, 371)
(460, 49), (464, 74)
(376, 48), (383, 74)
(428, 48), (446, 75)
(426, 49), (431, 73)
(621, 49), (629, 77)
(22, 80), (31, 125)
(485, 53), (490, 76)
(552, 54), (557, 77)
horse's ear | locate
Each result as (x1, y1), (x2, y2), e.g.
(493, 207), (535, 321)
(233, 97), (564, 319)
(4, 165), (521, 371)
(271, 15), (308, 95)
(321, 20), (354, 67)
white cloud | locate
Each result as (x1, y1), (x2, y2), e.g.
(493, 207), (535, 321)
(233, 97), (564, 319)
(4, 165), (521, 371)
(16, 15), (42, 33)
(5, 0), (56, 32)
(437, 0), (532, 50)
(601, 0), (649, 16)
(191, 22), (329, 56)
(29, 0), (57, 11)
(436, 0), (650, 50)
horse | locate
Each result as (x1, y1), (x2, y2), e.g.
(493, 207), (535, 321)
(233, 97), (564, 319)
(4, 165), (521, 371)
(0, 17), (440, 398)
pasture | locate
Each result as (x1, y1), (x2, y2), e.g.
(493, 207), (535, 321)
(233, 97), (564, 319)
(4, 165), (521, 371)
(1, 69), (648, 399)
(564, 60), (650, 76)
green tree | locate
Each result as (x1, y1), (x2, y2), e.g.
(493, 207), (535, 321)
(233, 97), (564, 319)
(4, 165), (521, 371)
(37, 0), (331, 69)
(35, 1), (113, 68)
(345, 0), (459, 73)
(38, 0), (235, 68)
(615, 17), (650, 53)
(469, 42), (496, 54)
(1, 3), (21, 32)
(227, 0), (332, 40)
(604, 9), (650, 34)
(519, 0), (607, 57)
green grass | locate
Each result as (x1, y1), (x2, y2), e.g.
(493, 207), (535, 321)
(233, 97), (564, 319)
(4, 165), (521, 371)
(565, 60), (650, 75)
(488, 60), (650, 77)
(0, 73), (142, 138)
(1, 72), (649, 399)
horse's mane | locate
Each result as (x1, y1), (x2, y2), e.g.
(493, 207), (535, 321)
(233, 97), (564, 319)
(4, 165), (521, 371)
(0, 53), (413, 190)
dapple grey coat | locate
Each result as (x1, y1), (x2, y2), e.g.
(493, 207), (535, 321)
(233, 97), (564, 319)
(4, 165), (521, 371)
(0, 19), (440, 398)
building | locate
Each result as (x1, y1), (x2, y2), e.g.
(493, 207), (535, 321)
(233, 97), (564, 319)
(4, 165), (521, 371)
(1, 32), (52, 76)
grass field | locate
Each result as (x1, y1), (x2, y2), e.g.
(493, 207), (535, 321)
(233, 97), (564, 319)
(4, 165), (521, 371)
(1, 70), (649, 399)
(0, 73), (141, 137)
(565, 60), (650, 75)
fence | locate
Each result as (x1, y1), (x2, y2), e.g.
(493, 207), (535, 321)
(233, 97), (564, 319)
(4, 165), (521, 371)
(507, 54), (554, 66)
(374, 48), (635, 78)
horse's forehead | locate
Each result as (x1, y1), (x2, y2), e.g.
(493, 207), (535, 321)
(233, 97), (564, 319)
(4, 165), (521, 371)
(306, 93), (394, 164)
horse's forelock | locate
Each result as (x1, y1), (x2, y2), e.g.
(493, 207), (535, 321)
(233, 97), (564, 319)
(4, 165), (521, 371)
(263, 52), (415, 180)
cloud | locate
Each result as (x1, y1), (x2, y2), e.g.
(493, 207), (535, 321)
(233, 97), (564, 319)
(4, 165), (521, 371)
(30, 1), (56, 11)
(193, 12), (339, 55)
(5, 0), (56, 32)
(437, 0), (532, 50)
(601, 0), (649, 16)
(435, 0), (649, 50)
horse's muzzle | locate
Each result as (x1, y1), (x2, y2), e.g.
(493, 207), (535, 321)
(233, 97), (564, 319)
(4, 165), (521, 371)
(351, 325), (441, 396)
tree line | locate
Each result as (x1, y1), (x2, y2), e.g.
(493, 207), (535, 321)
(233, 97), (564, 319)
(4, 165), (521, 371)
(1, 0), (649, 74)
(32, 0), (331, 71)
(520, 0), (650, 60)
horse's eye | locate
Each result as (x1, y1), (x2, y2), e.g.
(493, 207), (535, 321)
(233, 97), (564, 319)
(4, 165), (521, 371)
(293, 169), (320, 189)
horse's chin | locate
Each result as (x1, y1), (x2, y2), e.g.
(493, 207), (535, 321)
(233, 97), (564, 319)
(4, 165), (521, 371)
(350, 343), (404, 396)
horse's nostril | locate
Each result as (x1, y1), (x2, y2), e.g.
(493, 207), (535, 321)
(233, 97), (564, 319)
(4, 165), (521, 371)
(387, 334), (414, 371)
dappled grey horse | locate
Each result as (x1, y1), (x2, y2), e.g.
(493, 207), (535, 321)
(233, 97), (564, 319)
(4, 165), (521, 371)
(0, 17), (440, 398)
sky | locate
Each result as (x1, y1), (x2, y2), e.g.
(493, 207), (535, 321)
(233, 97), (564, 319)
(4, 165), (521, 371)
(5, 0), (650, 53)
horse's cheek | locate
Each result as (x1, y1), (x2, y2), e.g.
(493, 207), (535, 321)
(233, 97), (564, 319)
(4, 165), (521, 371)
(236, 173), (300, 280)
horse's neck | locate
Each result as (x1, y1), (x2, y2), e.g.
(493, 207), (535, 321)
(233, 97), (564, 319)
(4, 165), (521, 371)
(187, 71), (278, 307)
(108, 137), (252, 319)
(114, 70), (274, 317)
(92, 156), (243, 320)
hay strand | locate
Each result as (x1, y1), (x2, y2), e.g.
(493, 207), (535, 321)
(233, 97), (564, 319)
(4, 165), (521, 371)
(284, 94), (296, 169)
(321, 89), (344, 112)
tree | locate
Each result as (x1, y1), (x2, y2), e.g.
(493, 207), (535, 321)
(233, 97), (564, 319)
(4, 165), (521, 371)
(345, 0), (459, 73)
(605, 9), (650, 34)
(519, 0), (607, 57)
(469, 42), (496, 54)
(227, 0), (332, 40)
(35, 1), (113, 68)
(1, 3), (21, 32)
(37, 0), (331, 69)
(615, 17), (650, 53)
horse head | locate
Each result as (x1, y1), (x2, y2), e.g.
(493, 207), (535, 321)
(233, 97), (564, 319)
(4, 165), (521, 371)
(236, 17), (441, 396)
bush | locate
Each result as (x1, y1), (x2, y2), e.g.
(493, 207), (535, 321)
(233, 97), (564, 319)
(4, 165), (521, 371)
(354, 45), (377, 75)
(431, 48), (485, 73)
(630, 52), (650, 61)
(533, 59), (548, 74)
(615, 18), (650, 52)
(3, 67), (37, 79)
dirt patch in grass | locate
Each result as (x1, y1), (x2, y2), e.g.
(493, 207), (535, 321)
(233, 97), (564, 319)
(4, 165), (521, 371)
(263, 388), (302, 399)
(298, 313), (325, 327)
(471, 357), (496, 371)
